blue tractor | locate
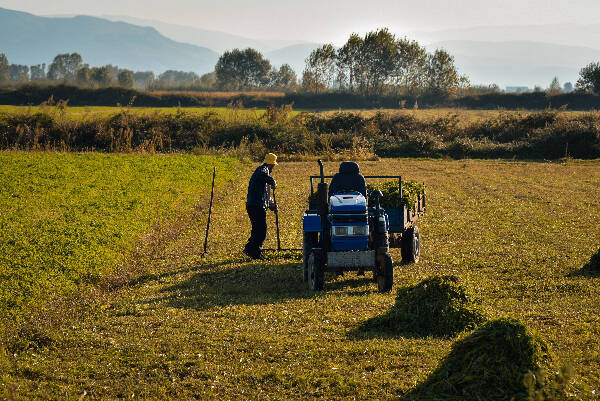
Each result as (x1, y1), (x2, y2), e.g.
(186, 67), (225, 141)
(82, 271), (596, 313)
(302, 160), (425, 293)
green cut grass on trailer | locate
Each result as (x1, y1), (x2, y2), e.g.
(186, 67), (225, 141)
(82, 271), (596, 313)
(0, 152), (239, 321)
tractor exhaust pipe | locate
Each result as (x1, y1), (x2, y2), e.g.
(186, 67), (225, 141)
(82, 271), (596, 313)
(316, 159), (329, 251)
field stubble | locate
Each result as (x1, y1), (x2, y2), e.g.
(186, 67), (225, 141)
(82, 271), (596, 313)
(1, 157), (600, 399)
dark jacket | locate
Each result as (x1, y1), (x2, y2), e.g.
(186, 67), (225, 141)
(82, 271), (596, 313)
(246, 164), (276, 210)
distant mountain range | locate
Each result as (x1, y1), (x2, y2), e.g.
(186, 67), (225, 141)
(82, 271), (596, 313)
(101, 15), (318, 55)
(101, 15), (320, 73)
(427, 40), (600, 88)
(418, 24), (600, 87)
(414, 24), (600, 51)
(0, 7), (219, 74)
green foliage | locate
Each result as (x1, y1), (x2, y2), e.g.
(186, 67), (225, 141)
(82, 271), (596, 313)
(406, 318), (560, 401)
(118, 69), (135, 89)
(134, 71), (155, 90)
(357, 275), (486, 338)
(302, 29), (465, 96)
(428, 49), (464, 97)
(576, 62), (600, 94)
(90, 65), (113, 87)
(215, 48), (272, 90)
(304, 44), (337, 93)
(367, 180), (424, 209)
(8, 64), (29, 83)
(0, 153), (237, 320)
(269, 64), (297, 91)
(0, 53), (9, 83)
(47, 53), (82, 80)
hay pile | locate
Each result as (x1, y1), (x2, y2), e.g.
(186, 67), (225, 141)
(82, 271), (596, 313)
(584, 247), (600, 271)
(407, 318), (556, 401)
(367, 180), (424, 209)
(360, 275), (486, 337)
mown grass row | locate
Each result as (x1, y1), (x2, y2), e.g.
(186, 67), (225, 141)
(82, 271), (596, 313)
(0, 153), (239, 322)
(1, 106), (599, 159)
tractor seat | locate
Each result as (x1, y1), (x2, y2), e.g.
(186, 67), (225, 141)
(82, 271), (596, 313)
(328, 161), (367, 198)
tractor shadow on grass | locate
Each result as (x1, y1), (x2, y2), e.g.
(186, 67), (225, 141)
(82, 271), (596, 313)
(150, 261), (314, 310)
(326, 275), (376, 296)
(347, 307), (434, 340)
(148, 260), (383, 310)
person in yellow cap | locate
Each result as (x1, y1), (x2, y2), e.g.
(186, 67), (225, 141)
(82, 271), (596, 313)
(243, 153), (278, 259)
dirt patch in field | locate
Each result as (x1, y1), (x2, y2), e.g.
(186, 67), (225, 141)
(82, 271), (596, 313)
(402, 318), (563, 401)
(353, 275), (486, 338)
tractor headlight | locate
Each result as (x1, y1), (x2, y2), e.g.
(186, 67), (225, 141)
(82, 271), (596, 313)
(352, 225), (368, 236)
(333, 226), (348, 236)
(332, 225), (368, 236)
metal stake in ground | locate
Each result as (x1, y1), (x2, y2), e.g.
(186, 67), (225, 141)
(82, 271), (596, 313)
(273, 187), (281, 251)
(202, 167), (216, 257)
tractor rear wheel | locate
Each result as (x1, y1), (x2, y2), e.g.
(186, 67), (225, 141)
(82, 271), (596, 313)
(308, 250), (324, 291)
(377, 252), (394, 293)
(401, 225), (420, 264)
(302, 232), (318, 282)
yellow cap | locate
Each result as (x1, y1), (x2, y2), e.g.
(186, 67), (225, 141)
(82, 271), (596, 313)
(264, 153), (278, 165)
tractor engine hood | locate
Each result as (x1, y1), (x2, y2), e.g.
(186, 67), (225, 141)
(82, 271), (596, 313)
(329, 192), (367, 213)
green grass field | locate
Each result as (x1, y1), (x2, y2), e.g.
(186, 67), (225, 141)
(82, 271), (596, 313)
(1, 156), (599, 399)
(0, 153), (239, 322)
(0, 105), (271, 119)
(2, 104), (593, 122)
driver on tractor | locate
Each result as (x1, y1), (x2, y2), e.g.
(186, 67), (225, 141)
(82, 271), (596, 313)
(328, 161), (367, 198)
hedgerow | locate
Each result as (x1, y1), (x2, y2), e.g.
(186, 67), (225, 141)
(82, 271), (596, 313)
(1, 106), (599, 158)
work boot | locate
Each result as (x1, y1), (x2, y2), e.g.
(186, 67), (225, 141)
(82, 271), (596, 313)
(243, 246), (262, 260)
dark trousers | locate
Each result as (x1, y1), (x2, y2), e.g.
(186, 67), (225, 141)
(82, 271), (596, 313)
(245, 205), (267, 257)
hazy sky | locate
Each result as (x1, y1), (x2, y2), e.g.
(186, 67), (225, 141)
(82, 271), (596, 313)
(2, 0), (600, 43)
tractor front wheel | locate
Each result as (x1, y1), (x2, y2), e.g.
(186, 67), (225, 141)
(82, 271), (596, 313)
(376, 252), (394, 293)
(308, 250), (324, 291)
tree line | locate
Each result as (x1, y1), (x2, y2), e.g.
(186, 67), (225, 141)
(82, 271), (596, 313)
(0, 53), (218, 90)
(0, 51), (298, 92)
(0, 29), (462, 94)
(4, 26), (600, 97)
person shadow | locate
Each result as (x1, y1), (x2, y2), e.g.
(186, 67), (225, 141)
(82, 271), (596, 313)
(144, 260), (312, 310)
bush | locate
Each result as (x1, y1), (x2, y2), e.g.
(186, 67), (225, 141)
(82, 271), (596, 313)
(2, 104), (600, 159)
